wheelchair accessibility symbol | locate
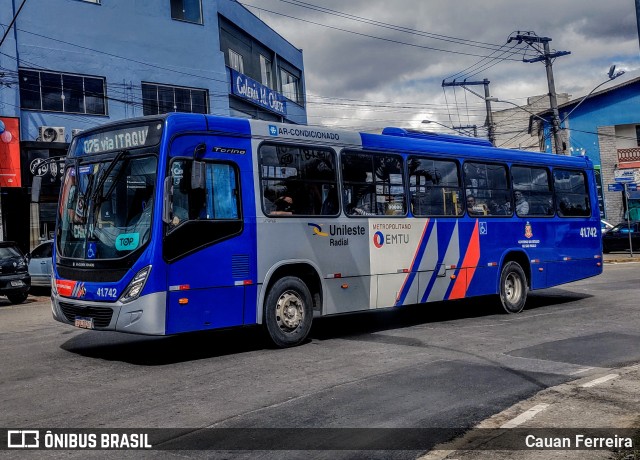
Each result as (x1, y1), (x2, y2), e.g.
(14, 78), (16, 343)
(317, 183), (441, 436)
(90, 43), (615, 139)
(479, 222), (488, 235)
(87, 242), (97, 259)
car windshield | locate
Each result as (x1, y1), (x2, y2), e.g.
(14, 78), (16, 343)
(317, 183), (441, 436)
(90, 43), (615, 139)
(0, 246), (21, 258)
(57, 155), (157, 260)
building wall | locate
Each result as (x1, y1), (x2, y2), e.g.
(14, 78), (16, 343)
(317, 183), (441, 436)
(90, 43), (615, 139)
(491, 93), (569, 152)
(0, 0), (307, 249)
(599, 126), (624, 222)
(2, 0), (306, 142)
(558, 81), (640, 164)
(615, 125), (638, 149)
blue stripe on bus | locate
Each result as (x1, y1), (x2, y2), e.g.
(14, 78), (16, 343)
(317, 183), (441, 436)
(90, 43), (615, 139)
(420, 221), (454, 303)
(395, 219), (433, 306)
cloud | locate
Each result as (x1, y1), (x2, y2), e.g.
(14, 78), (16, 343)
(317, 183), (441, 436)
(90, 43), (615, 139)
(247, 0), (640, 132)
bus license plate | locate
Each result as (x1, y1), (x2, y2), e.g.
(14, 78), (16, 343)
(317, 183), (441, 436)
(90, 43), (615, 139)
(74, 317), (94, 329)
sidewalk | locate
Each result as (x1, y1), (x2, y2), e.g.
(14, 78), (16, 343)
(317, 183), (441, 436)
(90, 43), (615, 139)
(603, 252), (640, 264)
(421, 363), (640, 460)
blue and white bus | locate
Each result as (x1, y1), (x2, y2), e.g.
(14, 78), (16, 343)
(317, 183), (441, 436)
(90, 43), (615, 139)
(52, 114), (603, 347)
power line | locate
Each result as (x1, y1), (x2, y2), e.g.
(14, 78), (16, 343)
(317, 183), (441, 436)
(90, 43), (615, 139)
(0, 0), (27, 49)
(239, 2), (529, 61)
(268, 0), (537, 57)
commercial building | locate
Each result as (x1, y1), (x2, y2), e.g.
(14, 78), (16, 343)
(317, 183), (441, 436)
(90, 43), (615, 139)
(0, 0), (306, 250)
(534, 76), (640, 222)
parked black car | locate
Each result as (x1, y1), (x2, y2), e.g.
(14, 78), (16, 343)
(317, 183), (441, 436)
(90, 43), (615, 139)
(602, 222), (640, 253)
(0, 241), (31, 304)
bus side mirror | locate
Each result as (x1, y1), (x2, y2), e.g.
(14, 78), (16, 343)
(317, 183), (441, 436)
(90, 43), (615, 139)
(191, 143), (207, 190)
(191, 160), (205, 190)
(162, 177), (172, 224)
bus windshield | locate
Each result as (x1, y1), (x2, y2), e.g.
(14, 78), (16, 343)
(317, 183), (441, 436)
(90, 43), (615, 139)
(57, 155), (157, 261)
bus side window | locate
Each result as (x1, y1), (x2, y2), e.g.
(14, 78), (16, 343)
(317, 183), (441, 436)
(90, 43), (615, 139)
(342, 151), (405, 216)
(408, 157), (461, 216)
(512, 166), (553, 217)
(259, 144), (338, 217)
(168, 160), (240, 228)
(553, 169), (590, 217)
(463, 162), (511, 217)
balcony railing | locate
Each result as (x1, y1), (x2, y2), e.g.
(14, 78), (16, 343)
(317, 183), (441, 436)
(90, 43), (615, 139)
(618, 148), (640, 163)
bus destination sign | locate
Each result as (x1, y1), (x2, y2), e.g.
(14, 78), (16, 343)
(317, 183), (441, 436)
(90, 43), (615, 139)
(72, 123), (162, 156)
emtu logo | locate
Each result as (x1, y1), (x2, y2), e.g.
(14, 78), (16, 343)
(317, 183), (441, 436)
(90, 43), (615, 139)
(373, 231), (385, 248)
(308, 223), (328, 237)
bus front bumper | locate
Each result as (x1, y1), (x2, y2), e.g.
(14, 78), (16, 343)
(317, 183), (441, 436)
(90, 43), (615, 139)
(52, 291), (167, 335)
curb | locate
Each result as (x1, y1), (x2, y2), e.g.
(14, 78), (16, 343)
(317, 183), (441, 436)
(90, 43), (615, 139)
(604, 258), (640, 264)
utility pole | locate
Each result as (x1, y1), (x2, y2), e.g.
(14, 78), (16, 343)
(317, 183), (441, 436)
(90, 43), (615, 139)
(442, 79), (495, 145)
(636, 0), (640, 53)
(452, 124), (478, 137)
(508, 32), (570, 155)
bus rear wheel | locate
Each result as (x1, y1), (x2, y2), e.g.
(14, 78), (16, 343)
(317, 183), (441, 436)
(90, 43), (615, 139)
(499, 261), (527, 314)
(264, 276), (313, 348)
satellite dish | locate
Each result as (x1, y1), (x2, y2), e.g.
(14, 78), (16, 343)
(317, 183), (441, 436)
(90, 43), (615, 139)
(42, 127), (58, 142)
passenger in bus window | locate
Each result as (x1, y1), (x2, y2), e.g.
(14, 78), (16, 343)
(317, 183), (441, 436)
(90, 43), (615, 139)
(466, 195), (476, 213)
(514, 190), (529, 215)
(171, 203), (188, 226)
(467, 194), (488, 215)
(321, 186), (339, 215)
(350, 186), (380, 215)
(271, 195), (294, 215)
(488, 199), (508, 215)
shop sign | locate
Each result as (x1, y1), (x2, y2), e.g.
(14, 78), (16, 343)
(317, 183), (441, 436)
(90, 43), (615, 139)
(0, 117), (21, 187)
(231, 70), (287, 116)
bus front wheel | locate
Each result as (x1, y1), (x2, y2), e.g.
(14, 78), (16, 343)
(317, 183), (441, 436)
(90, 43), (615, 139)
(499, 261), (527, 314)
(264, 276), (313, 348)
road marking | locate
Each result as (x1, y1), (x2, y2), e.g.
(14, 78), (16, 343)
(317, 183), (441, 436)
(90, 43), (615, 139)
(500, 404), (550, 428)
(581, 374), (618, 388)
(569, 367), (594, 375)
(418, 449), (455, 460)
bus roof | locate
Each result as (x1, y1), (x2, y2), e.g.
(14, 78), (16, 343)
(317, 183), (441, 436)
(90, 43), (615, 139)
(75, 113), (593, 169)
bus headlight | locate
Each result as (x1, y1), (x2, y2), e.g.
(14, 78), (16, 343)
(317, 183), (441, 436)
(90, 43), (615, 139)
(120, 266), (151, 304)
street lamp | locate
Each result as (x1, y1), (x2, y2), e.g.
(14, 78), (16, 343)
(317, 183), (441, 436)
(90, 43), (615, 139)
(559, 65), (625, 124)
(421, 120), (472, 137)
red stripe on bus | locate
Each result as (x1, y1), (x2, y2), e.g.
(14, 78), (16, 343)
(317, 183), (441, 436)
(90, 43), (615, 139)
(448, 220), (481, 300)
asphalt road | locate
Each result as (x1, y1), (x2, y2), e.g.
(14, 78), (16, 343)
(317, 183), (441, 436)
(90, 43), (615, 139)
(1, 263), (639, 459)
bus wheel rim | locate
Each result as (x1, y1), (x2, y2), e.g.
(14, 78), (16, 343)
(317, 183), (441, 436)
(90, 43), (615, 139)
(275, 290), (304, 332)
(505, 273), (521, 303)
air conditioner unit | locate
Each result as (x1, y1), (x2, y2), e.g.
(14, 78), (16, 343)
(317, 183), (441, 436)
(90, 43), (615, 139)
(38, 126), (66, 142)
(71, 129), (83, 137)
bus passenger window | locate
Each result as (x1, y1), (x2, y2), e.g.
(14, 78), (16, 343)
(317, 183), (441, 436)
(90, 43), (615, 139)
(512, 166), (553, 217)
(168, 160), (240, 228)
(259, 144), (338, 216)
(342, 151), (405, 217)
(463, 162), (511, 217)
(553, 169), (590, 217)
(409, 157), (461, 216)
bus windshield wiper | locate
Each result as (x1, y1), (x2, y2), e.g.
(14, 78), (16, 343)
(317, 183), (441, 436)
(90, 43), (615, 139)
(90, 149), (129, 203)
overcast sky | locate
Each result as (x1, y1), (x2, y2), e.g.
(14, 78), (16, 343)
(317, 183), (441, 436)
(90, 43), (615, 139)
(240, 0), (639, 135)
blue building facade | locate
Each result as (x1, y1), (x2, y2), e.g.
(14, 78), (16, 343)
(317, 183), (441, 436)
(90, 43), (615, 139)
(536, 77), (640, 222)
(0, 0), (306, 249)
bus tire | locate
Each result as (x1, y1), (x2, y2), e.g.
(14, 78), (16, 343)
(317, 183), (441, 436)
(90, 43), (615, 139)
(263, 276), (313, 348)
(499, 261), (527, 314)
